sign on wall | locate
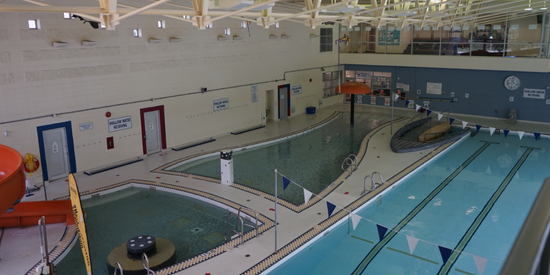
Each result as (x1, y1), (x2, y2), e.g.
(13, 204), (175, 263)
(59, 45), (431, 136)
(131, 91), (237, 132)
(108, 116), (132, 133)
(523, 88), (545, 99)
(291, 85), (302, 95)
(384, 98), (390, 106)
(213, 98), (229, 111)
(426, 82), (442, 95)
(251, 85), (258, 103)
(79, 122), (93, 131)
(356, 95), (363, 103)
(378, 30), (401, 45)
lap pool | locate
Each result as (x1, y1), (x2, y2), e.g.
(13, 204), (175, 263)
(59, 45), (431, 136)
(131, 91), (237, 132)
(265, 131), (549, 275)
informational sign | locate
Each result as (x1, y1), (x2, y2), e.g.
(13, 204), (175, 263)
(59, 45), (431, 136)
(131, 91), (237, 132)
(423, 101), (430, 109)
(68, 174), (93, 275)
(384, 98), (390, 106)
(370, 97), (377, 105)
(213, 98), (229, 111)
(108, 116), (132, 133)
(378, 29), (401, 45)
(427, 82), (442, 95)
(356, 71), (372, 78)
(396, 83), (404, 89)
(523, 88), (545, 99)
(79, 122), (93, 132)
(404, 84), (409, 92)
(291, 85), (302, 95)
(251, 85), (258, 103)
(356, 95), (363, 103)
(407, 100), (415, 108)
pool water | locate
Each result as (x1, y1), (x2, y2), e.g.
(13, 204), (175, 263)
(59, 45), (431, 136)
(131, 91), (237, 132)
(55, 187), (255, 275)
(268, 132), (549, 275)
(168, 113), (394, 206)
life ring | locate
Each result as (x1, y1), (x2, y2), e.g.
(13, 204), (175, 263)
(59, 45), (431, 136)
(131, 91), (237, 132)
(23, 153), (40, 176)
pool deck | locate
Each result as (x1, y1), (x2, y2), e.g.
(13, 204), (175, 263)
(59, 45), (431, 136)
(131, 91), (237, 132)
(3, 103), (549, 275)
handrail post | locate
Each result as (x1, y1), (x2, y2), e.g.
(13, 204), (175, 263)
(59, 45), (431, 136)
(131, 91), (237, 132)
(362, 175), (372, 195)
(114, 262), (124, 275)
(141, 253), (155, 275)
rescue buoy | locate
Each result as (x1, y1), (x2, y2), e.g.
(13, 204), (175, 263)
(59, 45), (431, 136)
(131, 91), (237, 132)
(23, 153), (40, 176)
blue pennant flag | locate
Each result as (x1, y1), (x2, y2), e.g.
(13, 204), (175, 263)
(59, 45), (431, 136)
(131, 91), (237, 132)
(376, 224), (388, 242)
(535, 132), (541, 141)
(282, 176), (291, 190)
(427, 109), (432, 116)
(503, 129), (510, 138)
(439, 246), (453, 265)
(326, 201), (336, 217)
(405, 100), (410, 106)
(449, 118), (455, 125)
(476, 125), (482, 132)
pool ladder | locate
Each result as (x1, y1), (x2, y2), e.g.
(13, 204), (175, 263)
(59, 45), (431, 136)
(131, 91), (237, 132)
(224, 207), (259, 247)
(141, 253), (155, 275)
(113, 262), (124, 275)
(361, 171), (384, 195)
(341, 154), (358, 177)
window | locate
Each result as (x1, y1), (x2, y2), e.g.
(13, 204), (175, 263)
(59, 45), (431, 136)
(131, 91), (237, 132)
(63, 13), (72, 19)
(183, 15), (191, 19)
(206, 23), (213, 29)
(158, 20), (166, 28)
(323, 70), (342, 98)
(275, 21), (280, 28)
(28, 19), (40, 29)
(320, 28), (333, 52)
(224, 28), (231, 35)
(133, 28), (142, 37)
(241, 21), (248, 28)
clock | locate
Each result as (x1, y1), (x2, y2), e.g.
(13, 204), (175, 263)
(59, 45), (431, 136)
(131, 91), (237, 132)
(504, 75), (521, 90)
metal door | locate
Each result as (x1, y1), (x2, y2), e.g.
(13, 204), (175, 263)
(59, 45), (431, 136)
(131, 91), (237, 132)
(279, 86), (288, 119)
(144, 110), (161, 154)
(42, 128), (70, 181)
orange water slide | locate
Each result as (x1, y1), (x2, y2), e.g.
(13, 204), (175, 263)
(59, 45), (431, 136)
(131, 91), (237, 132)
(0, 144), (26, 216)
(0, 144), (73, 228)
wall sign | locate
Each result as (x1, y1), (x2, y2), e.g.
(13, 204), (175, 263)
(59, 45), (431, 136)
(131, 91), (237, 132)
(108, 116), (132, 133)
(370, 97), (377, 105)
(213, 98), (229, 111)
(356, 95), (363, 103)
(79, 122), (93, 131)
(427, 82), (442, 95)
(291, 85), (302, 95)
(384, 98), (390, 106)
(251, 85), (258, 103)
(523, 88), (545, 99)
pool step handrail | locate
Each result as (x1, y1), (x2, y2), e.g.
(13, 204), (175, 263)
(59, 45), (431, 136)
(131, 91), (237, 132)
(341, 157), (355, 177)
(141, 253), (156, 275)
(361, 172), (384, 195)
(36, 216), (56, 275)
(114, 262), (124, 275)
(348, 154), (358, 171)
(224, 212), (244, 246)
(237, 206), (259, 237)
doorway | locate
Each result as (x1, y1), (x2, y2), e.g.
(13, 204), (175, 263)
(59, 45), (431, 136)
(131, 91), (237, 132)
(140, 105), (166, 155)
(278, 84), (291, 119)
(37, 121), (76, 182)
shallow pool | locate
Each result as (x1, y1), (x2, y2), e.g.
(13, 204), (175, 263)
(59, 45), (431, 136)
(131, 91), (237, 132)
(55, 187), (255, 274)
(167, 113), (393, 206)
(267, 132), (549, 275)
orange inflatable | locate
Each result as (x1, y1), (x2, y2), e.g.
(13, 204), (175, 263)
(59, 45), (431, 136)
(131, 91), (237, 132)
(334, 82), (372, 95)
(0, 145), (26, 216)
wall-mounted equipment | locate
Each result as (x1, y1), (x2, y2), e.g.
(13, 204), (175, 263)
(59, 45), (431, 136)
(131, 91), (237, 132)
(81, 40), (97, 46)
(281, 35), (291, 39)
(107, 137), (114, 149)
(269, 35), (279, 39)
(148, 38), (162, 44)
(169, 37), (183, 43)
(52, 41), (69, 48)
(233, 36), (244, 40)
(217, 36), (229, 41)
(310, 34), (319, 38)
(201, 87), (207, 93)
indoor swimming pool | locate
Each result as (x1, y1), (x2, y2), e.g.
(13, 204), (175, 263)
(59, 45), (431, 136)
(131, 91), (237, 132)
(166, 113), (393, 206)
(55, 187), (256, 274)
(266, 131), (549, 275)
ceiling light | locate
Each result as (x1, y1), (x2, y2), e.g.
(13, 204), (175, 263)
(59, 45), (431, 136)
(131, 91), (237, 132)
(525, 7), (532, 10)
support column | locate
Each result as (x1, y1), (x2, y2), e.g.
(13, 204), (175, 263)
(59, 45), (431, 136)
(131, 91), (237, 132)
(350, 94), (355, 126)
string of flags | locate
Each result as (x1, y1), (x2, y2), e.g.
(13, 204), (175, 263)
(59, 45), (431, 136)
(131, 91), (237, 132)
(277, 170), (501, 275)
(404, 100), (543, 141)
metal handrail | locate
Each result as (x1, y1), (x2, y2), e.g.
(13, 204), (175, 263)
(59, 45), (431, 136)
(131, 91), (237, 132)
(361, 172), (384, 195)
(341, 157), (355, 177)
(141, 253), (156, 275)
(237, 206), (259, 237)
(36, 216), (56, 275)
(224, 212), (244, 246)
(114, 262), (124, 275)
(499, 178), (550, 275)
(348, 154), (358, 171)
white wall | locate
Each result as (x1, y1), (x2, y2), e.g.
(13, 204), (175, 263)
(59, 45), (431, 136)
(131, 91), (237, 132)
(0, 9), (339, 172)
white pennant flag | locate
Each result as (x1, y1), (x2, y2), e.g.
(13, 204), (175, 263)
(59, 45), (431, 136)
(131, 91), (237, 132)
(462, 121), (468, 129)
(473, 255), (488, 275)
(303, 189), (312, 204)
(406, 235), (420, 254)
(416, 104), (421, 111)
(489, 127), (495, 136)
(351, 213), (361, 230)
(518, 131), (525, 140)
(394, 94), (400, 100)
(437, 113), (443, 121)
(485, 166), (492, 175)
